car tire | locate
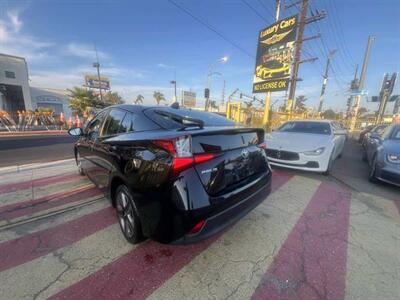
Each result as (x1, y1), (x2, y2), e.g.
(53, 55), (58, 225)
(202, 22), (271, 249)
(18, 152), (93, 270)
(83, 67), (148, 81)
(76, 152), (85, 176)
(323, 150), (334, 176)
(115, 185), (144, 244)
(368, 155), (378, 183)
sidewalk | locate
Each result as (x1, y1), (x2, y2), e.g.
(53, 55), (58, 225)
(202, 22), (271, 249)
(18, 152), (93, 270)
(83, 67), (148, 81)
(0, 130), (68, 138)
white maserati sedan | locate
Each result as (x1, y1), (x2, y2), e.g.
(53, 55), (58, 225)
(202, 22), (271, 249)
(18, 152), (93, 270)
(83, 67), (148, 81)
(265, 120), (347, 175)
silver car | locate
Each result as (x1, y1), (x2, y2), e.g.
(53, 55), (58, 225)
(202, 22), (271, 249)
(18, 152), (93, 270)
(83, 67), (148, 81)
(365, 124), (400, 186)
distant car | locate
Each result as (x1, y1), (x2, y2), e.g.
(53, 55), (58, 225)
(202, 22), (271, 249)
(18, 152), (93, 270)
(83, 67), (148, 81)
(265, 120), (347, 175)
(68, 105), (272, 244)
(361, 124), (387, 149)
(364, 124), (400, 186)
(358, 125), (375, 143)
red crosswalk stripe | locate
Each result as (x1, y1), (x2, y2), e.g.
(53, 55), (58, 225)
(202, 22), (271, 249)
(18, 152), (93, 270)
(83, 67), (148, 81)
(0, 207), (115, 272)
(48, 171), (294, 299)
(0, 173), (81, 194)
(0, 185), (101, 221)
(251, 181), (352, 300)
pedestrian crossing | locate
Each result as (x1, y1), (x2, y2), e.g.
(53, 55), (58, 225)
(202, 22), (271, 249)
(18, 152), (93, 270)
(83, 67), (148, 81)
(0, 160), (398, 300)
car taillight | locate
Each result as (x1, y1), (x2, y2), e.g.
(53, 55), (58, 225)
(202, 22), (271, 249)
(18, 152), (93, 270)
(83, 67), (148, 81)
(153, 136), (216, 176)
(188, 219), (205, 234)
(258, 141), (267, 149)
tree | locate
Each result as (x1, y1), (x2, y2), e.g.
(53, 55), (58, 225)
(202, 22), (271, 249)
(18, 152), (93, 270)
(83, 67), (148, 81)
(322, 109), (336, 120)
(209, 100), (218, 110)
(294, 95), (307, 113)
(103, 91), (124, 106)
(68, 87), (102, 116)
(134, 94), (144, 105)
(153, 91), (166, 105)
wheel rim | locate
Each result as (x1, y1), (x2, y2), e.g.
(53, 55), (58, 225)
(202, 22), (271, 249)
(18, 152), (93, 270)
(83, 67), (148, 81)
(116, 191), (135, 238)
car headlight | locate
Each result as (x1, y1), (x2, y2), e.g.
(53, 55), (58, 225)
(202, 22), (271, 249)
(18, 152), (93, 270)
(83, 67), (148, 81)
(387, 154), (400, 164)
(303, 147), (325, 156)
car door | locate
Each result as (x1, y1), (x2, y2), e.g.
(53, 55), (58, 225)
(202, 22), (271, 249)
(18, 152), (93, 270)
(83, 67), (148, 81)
(79, 110), (108, 172)
(89, 108), (127, 190)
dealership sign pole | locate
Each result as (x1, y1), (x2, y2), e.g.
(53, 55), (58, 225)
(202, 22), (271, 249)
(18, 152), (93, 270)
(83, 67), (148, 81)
(253, 12), (298, 127)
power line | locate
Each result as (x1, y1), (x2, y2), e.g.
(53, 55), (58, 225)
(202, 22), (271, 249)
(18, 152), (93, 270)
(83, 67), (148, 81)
(241, 0), (270, 23)
(168, 0), (254, 58)
(256, 0), (276, 20)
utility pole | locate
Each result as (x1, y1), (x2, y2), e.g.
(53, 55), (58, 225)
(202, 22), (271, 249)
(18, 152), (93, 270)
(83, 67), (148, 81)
(286, 0), (326, 111)
(93, 44), (103, 102)
(317, 49), (336, 113)
(262, 0), (281, 127)
(376, 73), (397, 124)
(221, 79), (226, 106)
(349, 36), (374, 130)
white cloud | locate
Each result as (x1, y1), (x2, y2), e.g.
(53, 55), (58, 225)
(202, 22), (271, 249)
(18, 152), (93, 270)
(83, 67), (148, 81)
(157, 63), (175, 69)
(7, 10), (22, 32)
(65, 43), (109, 60)
(0, 10), (53, 62)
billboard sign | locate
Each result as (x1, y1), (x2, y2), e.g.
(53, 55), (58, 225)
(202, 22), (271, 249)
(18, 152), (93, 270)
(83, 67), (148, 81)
(253, 15), (298, 93)
(182, 91), (196, 108)
(85, 75), (110, 90)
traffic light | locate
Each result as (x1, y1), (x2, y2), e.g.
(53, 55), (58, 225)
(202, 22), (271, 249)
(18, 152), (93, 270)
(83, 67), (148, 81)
(371, 96), (379, 102)
(204, 88), (210, 98)
(240, 93), (242, 99)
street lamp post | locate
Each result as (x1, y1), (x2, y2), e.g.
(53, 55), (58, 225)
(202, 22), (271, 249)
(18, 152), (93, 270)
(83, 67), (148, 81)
(205, 56), (228, 111)
(170, 80), (177, 103)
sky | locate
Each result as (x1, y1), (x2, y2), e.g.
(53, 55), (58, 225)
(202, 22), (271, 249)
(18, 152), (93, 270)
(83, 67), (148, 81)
(0, 0), (399, 113)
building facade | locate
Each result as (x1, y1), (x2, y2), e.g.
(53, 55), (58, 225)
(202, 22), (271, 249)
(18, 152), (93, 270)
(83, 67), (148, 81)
(0, 53), (33, 116)
(0, 53), (72, 118)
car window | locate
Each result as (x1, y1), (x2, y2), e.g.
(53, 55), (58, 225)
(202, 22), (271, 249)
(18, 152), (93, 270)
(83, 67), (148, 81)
(102, 109), (126, 136)
(390, 126), (400, 140)
(144, 107), (235, 129)
(120, 112), (135, 133)
(85, 110), (107, 140)
(373, 125), (387, 135)
(381, 125), (393, 140)
(278, 121), (331, 135)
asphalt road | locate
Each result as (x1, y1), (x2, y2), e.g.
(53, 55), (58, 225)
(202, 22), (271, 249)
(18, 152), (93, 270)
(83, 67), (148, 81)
(0, 135), (78, 167)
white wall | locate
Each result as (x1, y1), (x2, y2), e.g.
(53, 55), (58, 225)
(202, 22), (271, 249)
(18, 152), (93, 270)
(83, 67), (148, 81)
(0, 54), (32, 110)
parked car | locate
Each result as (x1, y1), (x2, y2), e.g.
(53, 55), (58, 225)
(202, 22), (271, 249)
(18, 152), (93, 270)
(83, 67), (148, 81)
(364, 124), (400, 186)
(358, 125), (375, 143)
(361, 124), (387, 149)
(68, 105), (272, 244)
(265, 120), (347, 175)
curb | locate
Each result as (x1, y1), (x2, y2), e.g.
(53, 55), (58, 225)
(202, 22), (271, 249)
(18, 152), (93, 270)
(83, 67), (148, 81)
(0, 158), (76, 174)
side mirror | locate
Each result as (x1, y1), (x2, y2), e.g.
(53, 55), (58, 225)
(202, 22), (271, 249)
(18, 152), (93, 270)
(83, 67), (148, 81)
(68, 127), (83, 136)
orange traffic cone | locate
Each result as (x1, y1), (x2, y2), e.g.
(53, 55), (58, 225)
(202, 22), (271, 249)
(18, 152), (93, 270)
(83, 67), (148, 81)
(67, 116), (73, 128)
(75, 115), (81, 128)
(59, 112), (65, 124)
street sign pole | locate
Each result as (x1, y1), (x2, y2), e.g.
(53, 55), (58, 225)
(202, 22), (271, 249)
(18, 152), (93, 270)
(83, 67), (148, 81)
(262, 0), (280, 127)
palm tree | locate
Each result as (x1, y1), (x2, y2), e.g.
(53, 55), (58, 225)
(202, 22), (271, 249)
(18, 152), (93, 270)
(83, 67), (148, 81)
(103, 91), (124, 106)
(68, 87), (102, 116)
(294, 95), (307, 113)
(153, 91), (166, 105)
(134, 94), (144, 105)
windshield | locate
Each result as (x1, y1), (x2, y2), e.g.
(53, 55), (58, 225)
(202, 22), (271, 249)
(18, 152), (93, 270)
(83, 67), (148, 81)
(144, 107), (235, 129)
(278, 121), (331, 135)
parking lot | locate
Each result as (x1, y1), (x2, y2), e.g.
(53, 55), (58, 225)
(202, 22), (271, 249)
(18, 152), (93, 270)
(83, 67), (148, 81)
(0, 139), (398, 300)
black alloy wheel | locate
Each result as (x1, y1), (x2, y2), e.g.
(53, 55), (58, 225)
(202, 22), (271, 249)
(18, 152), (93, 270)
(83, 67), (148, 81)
(115, 185), (143, 244)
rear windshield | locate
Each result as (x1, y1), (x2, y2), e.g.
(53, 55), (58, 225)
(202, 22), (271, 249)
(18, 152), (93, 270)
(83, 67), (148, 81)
(144, 108), (235, 129)
(278, 121), (331, 135)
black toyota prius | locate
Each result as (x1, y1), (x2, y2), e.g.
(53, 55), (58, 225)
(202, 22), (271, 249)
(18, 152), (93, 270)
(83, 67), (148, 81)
(68, 104), (272, 244)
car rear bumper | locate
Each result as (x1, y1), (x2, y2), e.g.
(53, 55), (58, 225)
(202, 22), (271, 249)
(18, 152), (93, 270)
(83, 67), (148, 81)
(171, 174), (271, 244)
